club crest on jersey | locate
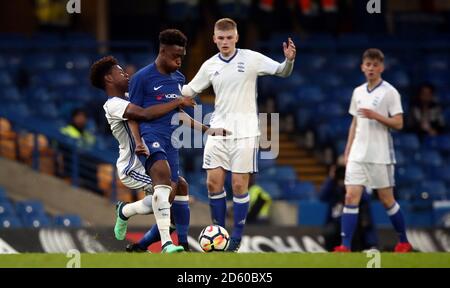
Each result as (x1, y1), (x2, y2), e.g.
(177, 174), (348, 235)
(237, 62), (245, 73)
(152, 142), (160, 148)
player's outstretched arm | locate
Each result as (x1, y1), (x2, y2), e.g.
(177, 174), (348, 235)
(123, 97), (196, 121)
(178, 110), (231, 136)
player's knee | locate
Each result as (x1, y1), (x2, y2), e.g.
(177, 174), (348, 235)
(176, 176), (189, 196)
(379, 194), (395, 208)
(206, 178), (222, 193)
(232, 181), (248, 194)
(344, 192), (360, 205)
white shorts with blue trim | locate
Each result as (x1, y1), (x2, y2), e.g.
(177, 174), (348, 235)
(203, 136), (259, 173)
(345, 161), (395, 189)
(119, 167), (153, 194)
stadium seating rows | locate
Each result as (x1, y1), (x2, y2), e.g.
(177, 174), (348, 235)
(1, 32), (449, 227)
(0, 187), (82, 229)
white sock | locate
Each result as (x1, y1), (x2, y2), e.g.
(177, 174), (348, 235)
(122, 195), (153, 218)
(152, 185), (172, 246)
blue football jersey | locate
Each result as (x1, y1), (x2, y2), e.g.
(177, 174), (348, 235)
(129, 63), (185, 140)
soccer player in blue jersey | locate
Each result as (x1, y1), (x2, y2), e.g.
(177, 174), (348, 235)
(128, 29), (228, 253)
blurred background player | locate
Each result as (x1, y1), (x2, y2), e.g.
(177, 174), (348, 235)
(334, 48), (412, 253)
(181, 18), (296, 252)
(89, 56), (196, 247)
(319, 155), (378, 251)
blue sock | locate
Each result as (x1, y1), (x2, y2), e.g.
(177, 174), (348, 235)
(231, 193), (250, 240)
(138, 225), (160, 249)
(172, 196), (190, 244)
(138, 224), (176, 249)
(386, 202), (408, 243)
(341, 205), (359, 249)
(209, 191), (227, 227)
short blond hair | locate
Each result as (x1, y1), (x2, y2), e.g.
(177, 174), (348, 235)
(215, 18), (237, 31)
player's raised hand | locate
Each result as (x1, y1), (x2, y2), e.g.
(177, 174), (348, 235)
(135, 143), (150, 157)
(283, 37), (296, 61)
(178, 96), (197, 108)
(206, 128), (232, 136)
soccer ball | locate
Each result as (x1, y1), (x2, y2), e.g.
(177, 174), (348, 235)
(198, 225), (230, 252)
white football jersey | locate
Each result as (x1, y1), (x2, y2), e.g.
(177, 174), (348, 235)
(103, 97), (150, 183)
(348, 80), (403, 164)
(186, 49), (281, 139)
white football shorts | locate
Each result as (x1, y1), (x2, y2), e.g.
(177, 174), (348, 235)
(203, 136), (259, 173)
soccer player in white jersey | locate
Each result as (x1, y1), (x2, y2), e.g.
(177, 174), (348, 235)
(334, 49), (412, 253)
(90, 56), (195, 252)
(182, 18), (296, 251)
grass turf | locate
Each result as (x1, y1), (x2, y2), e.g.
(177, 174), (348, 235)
(0, 252), (449, 268)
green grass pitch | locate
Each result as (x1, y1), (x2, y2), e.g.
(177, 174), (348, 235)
(0, 253), (449, 268)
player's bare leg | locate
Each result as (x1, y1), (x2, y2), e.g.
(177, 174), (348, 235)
(378, 187), (412, 252)
(206, 167), (227, 227)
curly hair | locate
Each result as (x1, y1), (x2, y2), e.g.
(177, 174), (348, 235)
(159, 29), (187, 47)
(90, 56), (118, 90)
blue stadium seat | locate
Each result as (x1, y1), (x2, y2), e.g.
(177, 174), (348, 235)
(297, 54), (327, 72)
(0, 201), (15, 218)
(427, 165), (450, 184)
(312, 71), (343, 88)
(54, 214), (82, 228)
(259, 166), (297, 185)
(370, 201), (391, 227)
(416, 181), (447, 201)
(316, 103), (346, 119)
(1, 86), (22, 102)
(415, 150), (443, 167)
(0, 187), (6, 201)
(393, 133), (420, 151)
(330, 54), (360, 71)
(330, 86), (353, 105)
(26, 53), (56, 71)
(424, 54), (449, 71)
(295, 85), (325, 105)
(15, 200), (45, 218)
(298, 200), (328, 226)
(384, 69), (410, 88)
(0, 216), (22, 229)
(396, 165), (425, 187)
(188, 183), (209, 202)
(433, 201), (450, 227)
(423, 135), (450, 153)
(0, 70), (12, 86)
(58, 53), (91, 70)
(276, 91), (296, 112)
(286, 181), (316, 200)
(22, 214), (51, 228)
(258, 151), (276, 172)
(257, 181), (283, 200)
(295, 108), (313, 130)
